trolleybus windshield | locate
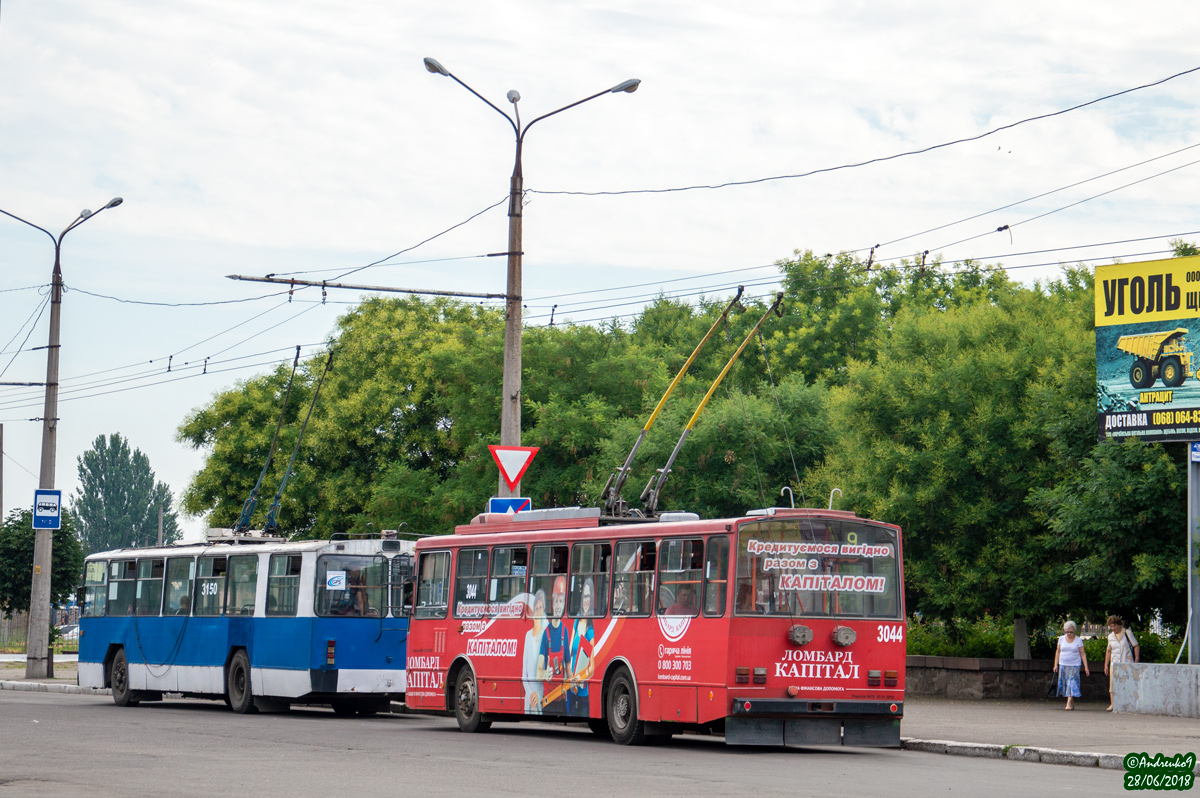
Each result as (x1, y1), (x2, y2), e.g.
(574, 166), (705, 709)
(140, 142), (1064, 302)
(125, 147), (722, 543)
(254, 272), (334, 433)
(735, 518), (901, 619)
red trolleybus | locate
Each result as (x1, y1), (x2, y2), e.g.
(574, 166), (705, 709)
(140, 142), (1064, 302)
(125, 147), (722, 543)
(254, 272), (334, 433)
(405, 505), (905, 747)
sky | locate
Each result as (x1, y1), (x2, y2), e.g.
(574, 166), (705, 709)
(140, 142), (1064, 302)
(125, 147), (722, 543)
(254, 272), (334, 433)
(1, 1), (1198, 541)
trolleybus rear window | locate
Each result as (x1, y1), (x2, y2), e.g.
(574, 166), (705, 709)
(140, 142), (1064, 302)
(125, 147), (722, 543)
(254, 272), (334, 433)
(83, 561), (107, 618)
(316, 555), (383, 617)
(735, 519), (901, 619)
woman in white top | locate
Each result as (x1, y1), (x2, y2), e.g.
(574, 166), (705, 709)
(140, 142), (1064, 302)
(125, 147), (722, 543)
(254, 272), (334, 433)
(1052, 620), (1090, 710)
(1104, 615), (1140, 712)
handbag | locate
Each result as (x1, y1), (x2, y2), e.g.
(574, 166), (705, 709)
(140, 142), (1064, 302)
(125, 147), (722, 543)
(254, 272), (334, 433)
(1046, 671), (1059, 697)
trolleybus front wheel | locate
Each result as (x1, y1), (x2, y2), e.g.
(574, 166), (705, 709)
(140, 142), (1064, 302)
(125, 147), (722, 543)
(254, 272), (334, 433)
(227, 650), (257, 714)
(111, 649), (139, 707)
(606, 670), (647, 746)
(454, 668), (491, 733)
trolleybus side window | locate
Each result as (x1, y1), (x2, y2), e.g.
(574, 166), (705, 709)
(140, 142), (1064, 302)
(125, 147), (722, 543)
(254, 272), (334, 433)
(658, 538), (703, 617)
(530, 544), (569, 618)
(569, 543), (610, 619)
(83, 561), (107, 618)
(164, 557), (194, 616)
(108, 560), (137, 617)
(136, 558), (165, 616)
(703, 535), (730, 617)
(390, 554), (415, 617)
(734, 519), (902, 619)
(454, 548), (489, 617)
(226, 555), (259, 616)
(195, 556), (228, 616)
(612, 540), (655, 617)
(267, 554), (302, 616)
(488, 547), (527, 607)
(414, 551), (450, 619)
(316, 555), (383, 617)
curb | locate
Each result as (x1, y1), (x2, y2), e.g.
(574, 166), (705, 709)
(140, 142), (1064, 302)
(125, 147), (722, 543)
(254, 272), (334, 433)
(902, 738), (1127, 770)
(0, 679), (110, 696)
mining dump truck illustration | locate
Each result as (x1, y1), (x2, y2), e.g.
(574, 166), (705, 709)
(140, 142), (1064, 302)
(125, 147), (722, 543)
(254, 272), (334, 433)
(1118, 328), (1195, 388)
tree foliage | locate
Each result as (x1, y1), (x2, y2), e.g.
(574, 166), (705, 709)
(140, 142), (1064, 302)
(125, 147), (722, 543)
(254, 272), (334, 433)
(0, 509), (84, 615)
(72, 433), (180, 553)
(175, 250), (1188, 632)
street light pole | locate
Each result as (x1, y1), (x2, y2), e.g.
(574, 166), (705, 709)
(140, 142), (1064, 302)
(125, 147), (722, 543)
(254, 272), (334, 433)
(423, 58), (639, 497)
(1, 198), (123, 678)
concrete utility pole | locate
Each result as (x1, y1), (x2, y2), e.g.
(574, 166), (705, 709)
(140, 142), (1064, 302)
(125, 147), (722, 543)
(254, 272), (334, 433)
(422, 57), (639, 497)
(1, 198), (123, 679)
(157, 504), (163, 548)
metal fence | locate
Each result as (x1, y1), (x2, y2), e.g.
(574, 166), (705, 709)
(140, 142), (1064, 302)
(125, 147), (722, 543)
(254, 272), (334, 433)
(2, 611), (29, 652)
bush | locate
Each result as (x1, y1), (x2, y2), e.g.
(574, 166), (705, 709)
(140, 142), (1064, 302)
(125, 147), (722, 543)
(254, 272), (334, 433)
(906, 614), (1015, 658)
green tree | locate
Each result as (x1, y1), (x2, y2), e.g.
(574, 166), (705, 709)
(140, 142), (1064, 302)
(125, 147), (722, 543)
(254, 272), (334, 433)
(1170, 239), (1200, 257)
(0, 509), (84, 615)
(72, 433), (180, 553)
(1030, 438), (1186, 626)
(806, 269), (1093, 631)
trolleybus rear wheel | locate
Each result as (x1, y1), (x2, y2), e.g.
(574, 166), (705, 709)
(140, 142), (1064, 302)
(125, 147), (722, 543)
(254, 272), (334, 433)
(227, 650), (256, 714)
(606, 670), (646, 746)
(454, 668), (491, 733)
(111, 649), (139, 707)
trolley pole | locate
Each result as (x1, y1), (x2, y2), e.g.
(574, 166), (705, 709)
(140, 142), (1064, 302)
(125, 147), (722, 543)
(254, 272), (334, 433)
(0, 198), (123, 679)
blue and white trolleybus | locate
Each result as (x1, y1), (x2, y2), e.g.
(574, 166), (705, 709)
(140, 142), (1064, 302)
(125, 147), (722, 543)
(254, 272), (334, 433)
(78, 530), (414, 714)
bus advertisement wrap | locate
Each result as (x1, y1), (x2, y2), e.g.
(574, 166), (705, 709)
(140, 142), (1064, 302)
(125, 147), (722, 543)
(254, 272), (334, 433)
(1095, 255), (1200, 442)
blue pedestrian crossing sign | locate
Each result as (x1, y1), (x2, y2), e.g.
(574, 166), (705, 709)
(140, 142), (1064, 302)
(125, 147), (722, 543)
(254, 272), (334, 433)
(488, 497), (531, 515)
(33, 489), (62, 530)
(1192, 442), (1200, 463)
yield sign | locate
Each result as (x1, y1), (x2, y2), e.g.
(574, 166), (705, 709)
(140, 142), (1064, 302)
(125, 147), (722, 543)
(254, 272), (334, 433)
(488, 445), (539, 491)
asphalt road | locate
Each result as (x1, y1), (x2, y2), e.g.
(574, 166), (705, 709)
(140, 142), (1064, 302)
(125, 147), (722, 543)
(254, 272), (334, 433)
(1, 692), (1124, 798)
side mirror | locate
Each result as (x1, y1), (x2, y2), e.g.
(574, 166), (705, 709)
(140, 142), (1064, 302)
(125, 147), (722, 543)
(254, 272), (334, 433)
(401, 581), (415, 617)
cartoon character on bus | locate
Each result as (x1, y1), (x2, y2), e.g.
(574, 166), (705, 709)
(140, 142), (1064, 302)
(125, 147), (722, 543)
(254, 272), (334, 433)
(522, 589), (547, 714)
(539, 576), (570, 714)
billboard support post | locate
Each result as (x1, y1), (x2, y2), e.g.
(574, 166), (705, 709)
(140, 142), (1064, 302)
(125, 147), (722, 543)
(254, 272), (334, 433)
(1191, 444), (1200, 664)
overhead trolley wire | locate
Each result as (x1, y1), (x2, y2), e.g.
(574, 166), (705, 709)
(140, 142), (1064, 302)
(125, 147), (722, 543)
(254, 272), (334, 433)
(529, 66), (1200, 197)
(859, 139), (1200, 254)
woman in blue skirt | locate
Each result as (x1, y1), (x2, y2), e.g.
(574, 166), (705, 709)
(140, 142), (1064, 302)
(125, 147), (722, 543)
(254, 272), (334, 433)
(1053, 620), (1090, 710)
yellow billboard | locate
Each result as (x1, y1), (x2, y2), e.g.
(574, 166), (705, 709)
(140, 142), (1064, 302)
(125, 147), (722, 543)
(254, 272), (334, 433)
(1096, 255), (1200, 441)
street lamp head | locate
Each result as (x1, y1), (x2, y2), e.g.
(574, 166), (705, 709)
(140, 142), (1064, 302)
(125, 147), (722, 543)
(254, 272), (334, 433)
(106, 197), (124, 208)
(610, 79), (641, 94)
(423, 57), (449, 77)
(506, 90), (521, 104)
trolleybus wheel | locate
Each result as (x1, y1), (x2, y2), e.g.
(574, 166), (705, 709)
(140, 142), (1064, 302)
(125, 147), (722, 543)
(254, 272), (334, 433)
(454, 668), (491, 733)
(606, 670), (647, 746)
(111, 649), (139, 707)
(227, 650), (256, 714)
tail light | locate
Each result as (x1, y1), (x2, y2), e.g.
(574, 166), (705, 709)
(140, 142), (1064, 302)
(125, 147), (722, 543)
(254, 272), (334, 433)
(735, 667), (750, 684)
(867, 670), (882, 687)
(884, 670), (898, 687)
(326, 639), (336, 666)
(752, 668), (767, 685)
